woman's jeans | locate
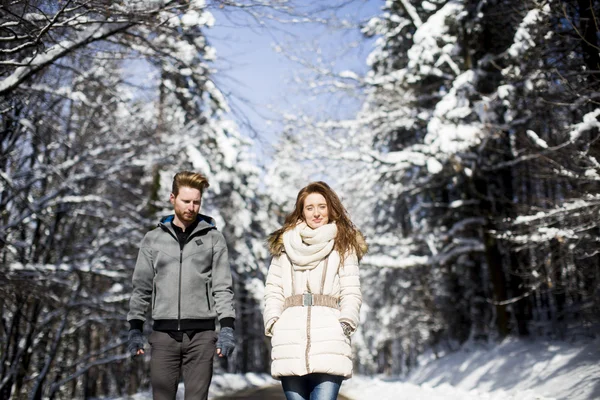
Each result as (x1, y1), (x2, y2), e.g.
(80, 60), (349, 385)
(281, 373), (344, 400)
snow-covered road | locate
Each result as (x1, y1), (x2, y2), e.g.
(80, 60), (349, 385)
(341, 377), (554, 400)
(120, 337), (599, 400)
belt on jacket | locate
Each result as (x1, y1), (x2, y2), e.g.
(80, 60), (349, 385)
(283, 293), (339, 310)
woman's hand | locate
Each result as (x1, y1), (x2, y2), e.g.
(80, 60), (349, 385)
(340, 322), (353, 337)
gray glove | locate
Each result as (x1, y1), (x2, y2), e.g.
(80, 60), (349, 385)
(216, 327), (235, 357)
(341, 322), (353, 337)
(127, 329), (145, 358)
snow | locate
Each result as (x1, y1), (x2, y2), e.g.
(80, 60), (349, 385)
(507, 5), (550, 59)
(513, 195), (600, 224)
(362, 254), (429, 268)
(526, 129), (549, 148)
(339, 70), (360, 80)
(204, 45), (217, 61)
(423, 71), (484, 160)
(498, 84), (514, 99)
(422, 1), (437, 12)
(204, 79), (231, 112)
(398, 0), (423, 27)
(501, 227), (577, 244)
(0, 22), (131, 95)
(426, 156), (443, 174)
(180, 9), (215, 28)
(174, 40), (198, 64)
(113, 337), (599, 399)
(569, 109), (600, 142)
(5, 0), (600, 398)
(407, 2), (462, 80)
(393, 337), (600, 400)
(116, 373), (279, 399)
(181, 10), (201, 27)
(362, 338), (597, 400)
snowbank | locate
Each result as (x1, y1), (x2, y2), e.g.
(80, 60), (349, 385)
(342, 337), (600, 400)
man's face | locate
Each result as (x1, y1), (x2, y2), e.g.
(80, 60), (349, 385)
(170, 186), (201, 227)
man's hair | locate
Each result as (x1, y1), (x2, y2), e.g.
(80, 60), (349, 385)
(172, 171), (210, 196)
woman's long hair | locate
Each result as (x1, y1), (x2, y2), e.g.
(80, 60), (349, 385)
(268, 181), (367, 262)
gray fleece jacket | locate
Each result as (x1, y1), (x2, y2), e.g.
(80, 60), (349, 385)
(127, 214), (235, 332)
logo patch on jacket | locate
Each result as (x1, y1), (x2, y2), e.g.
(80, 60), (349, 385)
(195, 239), (203, 246)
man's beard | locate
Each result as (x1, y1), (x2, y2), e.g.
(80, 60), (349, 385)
(176, 209), (196, 222)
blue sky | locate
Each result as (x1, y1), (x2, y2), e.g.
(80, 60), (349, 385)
(205, 1), (382, 161)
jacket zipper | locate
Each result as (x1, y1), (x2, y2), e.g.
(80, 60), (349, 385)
(305, 270), (312, 374)
(305, 305), (312, 373)
(159, 221), (214, 331)
(178, 249), (183, 331)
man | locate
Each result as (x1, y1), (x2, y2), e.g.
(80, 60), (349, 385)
(127, 171), (236, 400)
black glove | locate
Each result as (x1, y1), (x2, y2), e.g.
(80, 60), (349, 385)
(216, 327), (235, 357)
(127, 329), (145, 358)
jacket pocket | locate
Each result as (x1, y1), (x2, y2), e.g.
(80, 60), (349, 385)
(182, 276), (212, 318)
(152, 280), (157, 312)
(206, 281), (211, 311)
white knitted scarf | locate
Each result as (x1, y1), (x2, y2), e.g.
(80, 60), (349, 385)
(283, 221), (337, 270)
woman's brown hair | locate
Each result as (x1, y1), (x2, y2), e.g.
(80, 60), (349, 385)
(268, 181), (367, 262)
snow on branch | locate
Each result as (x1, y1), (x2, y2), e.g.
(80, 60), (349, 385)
(45, 195), (112, 208)
(511, 194), (600, 225)
(407, 2), (463, 82)
(569, 108), (600, 142)
(362, 254), (430, 269)
(435, 241), (485, 265)
(493, 195), (600, 244)
(498, 227), (578, 244)
(526, 130), (549, 148)
(0, 22), (133, 96)
(399, 0), (423, 28)
(506, 4), (550, 59)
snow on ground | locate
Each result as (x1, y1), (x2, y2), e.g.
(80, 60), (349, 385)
(343, 337), (600, 400)
(208, 373), (279, 398)
(120, 373), (278, 399)
(115, 337), (600, 399)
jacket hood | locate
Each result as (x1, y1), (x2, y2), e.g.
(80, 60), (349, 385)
(159, 214), (216, 231)
(267, 230), (285, 257)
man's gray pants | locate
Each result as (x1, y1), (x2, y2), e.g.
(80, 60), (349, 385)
(149, 330), (217, 400)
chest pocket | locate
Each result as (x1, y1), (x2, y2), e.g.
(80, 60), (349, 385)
(183, 236), (213, 275)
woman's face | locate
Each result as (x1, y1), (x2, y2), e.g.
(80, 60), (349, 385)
(303, 192), (329, 229)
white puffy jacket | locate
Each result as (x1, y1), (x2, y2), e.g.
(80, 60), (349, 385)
(263, 249), (362, 379)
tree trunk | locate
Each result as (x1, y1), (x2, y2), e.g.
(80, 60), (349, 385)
(484, 232), (509, 337)
(577, 0), (600, 86)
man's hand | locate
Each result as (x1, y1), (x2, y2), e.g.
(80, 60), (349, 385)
(216, 327), (235, 358)
(127, 329), (145, 358)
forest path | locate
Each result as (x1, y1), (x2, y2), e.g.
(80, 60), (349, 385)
(213, 385), (352, 399)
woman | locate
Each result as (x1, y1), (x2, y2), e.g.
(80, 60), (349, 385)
(263, 181), (367, 400)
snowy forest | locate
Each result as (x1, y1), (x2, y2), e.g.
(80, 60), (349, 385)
(1, 0), (599, 398)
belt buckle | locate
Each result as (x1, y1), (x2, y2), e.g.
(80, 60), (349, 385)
(302, 293), (313, 307)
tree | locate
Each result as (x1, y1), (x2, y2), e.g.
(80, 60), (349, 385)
(0, 0), (284, 396)
(274, 0), (600, 374)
